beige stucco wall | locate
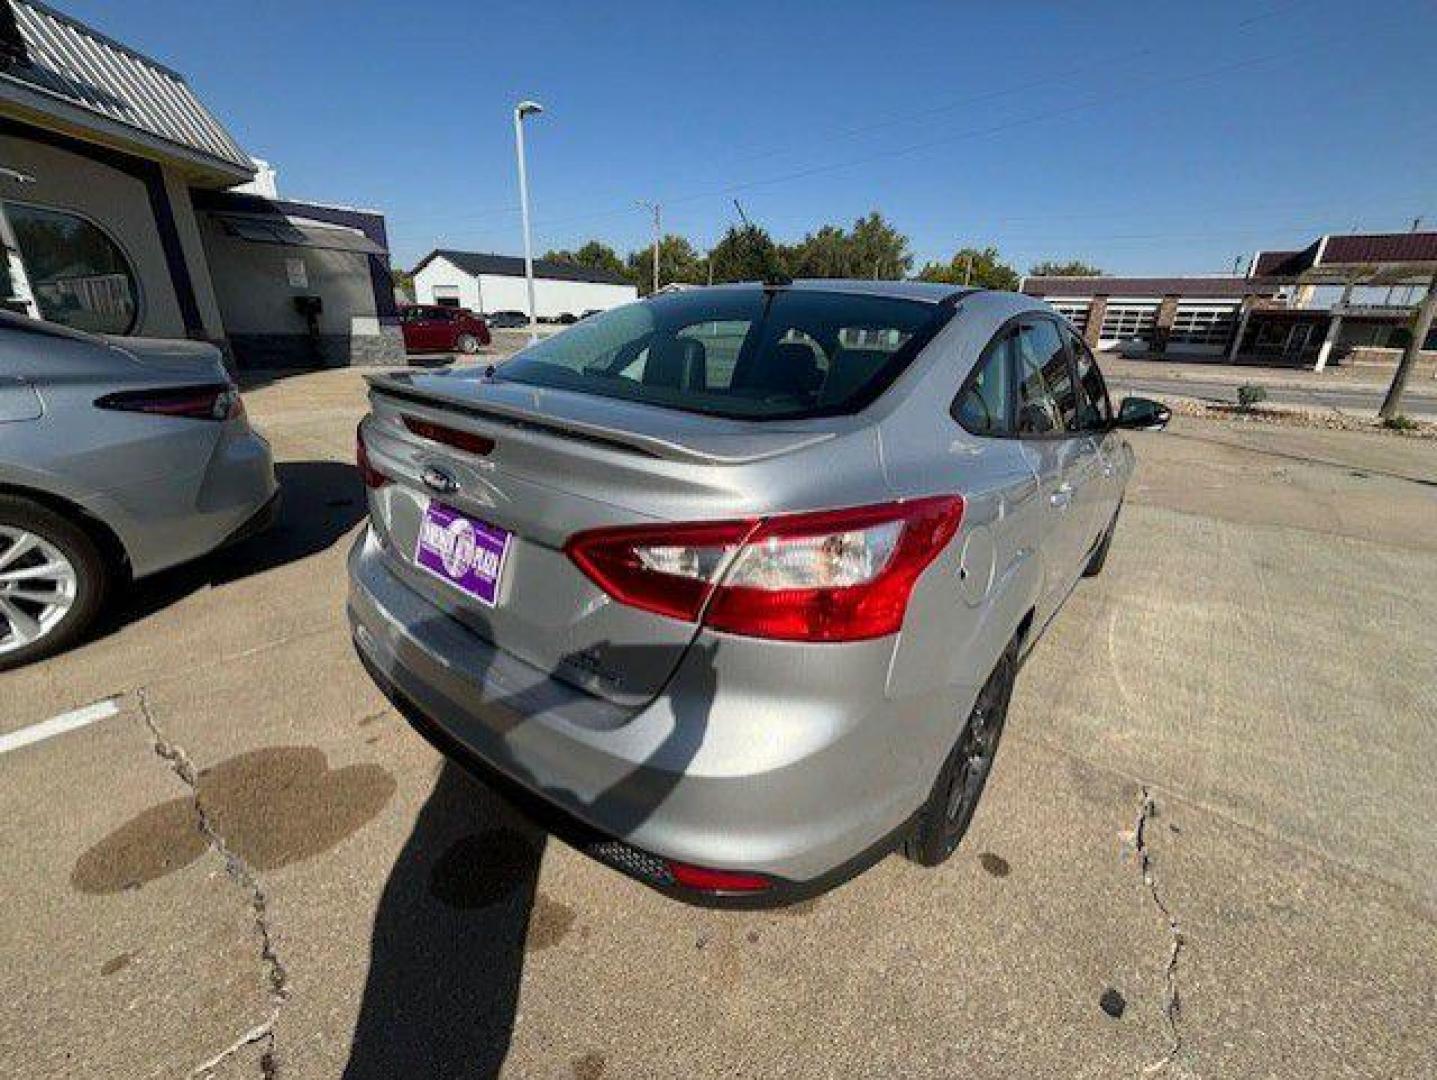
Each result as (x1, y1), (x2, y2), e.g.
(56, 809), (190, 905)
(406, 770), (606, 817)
(198, 213), (378, 336)
(0, 133), (188, 337)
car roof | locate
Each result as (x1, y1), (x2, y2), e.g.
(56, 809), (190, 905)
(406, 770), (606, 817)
(663, 280), (978, 305)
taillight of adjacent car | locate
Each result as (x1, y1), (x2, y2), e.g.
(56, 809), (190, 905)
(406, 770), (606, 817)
(565, 496), (964, 642)
(96, 382), (244, 422)
(355, 421), (389, 489)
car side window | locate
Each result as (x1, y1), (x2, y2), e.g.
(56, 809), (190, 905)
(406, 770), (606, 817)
(1069, 331), (1113, 431)
(953, 331), (1013, 436)
(1013, 318), (1076, 436)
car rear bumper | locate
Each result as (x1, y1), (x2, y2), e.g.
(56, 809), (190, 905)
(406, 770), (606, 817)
(102, 425), (278, 578)
(345, 525), (938, 903)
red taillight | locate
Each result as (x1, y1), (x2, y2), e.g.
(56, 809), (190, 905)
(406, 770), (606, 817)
(356, 423), (388, 489)
(402, 415), (495, 456)
(565, 496), (964, 642)
(96, 383), (241, 421)
(666, 860), (773, 894)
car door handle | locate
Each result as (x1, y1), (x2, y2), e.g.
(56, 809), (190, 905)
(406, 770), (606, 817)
(1049, 482), (1073, 508)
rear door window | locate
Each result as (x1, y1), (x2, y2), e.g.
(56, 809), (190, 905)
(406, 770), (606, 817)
(1069, 330), (1113, 431)
(496, 289), (952, 420)
(1012, 318), (1077, 436)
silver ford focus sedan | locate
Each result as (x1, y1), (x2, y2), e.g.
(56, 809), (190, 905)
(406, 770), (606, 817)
(348, 281), (1168, 905)
(0, 313), (277, 670)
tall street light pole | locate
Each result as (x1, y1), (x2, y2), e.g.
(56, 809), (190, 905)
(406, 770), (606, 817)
(513, 99), (544, 342)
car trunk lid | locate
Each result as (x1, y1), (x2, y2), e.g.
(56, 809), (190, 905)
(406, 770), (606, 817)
(361, 370), (837, 707)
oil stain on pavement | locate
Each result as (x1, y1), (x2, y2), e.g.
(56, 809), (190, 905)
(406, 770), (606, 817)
(525, 893), (577, 951)
(572, 1051), (607, 1079)
(71, 746), (395, 893)
(979, 852), (1011, 877)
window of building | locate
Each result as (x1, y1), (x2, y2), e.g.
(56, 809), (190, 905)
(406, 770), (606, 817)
(3, 203), (138, 335)
(1099, 301), (1158, 344)
(1170, 302), (1238, 348)
(1049, 301), (1090, 334)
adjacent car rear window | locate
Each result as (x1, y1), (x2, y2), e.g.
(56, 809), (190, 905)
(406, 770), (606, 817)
(494, 289), (952, 420)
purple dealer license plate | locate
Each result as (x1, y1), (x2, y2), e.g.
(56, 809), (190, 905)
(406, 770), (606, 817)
(413, 501), (511, 607)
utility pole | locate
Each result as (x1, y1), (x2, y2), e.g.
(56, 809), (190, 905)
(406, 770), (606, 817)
(963, 253), (973, 286)
(1379, 266), (1437, 419)
(638, 201), (661, 294)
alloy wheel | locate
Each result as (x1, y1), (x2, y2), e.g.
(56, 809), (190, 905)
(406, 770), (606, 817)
(942, 654), (1012, 846)
(0, 526), (79, 655)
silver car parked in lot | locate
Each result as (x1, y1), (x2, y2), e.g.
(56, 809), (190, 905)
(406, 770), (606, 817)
(348, 282), (1168, 904)
(0, 313), (277, 670)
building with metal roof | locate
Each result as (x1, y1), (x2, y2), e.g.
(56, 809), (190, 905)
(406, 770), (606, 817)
(0, 0), (403, 367)
(413, 249), (638, 320)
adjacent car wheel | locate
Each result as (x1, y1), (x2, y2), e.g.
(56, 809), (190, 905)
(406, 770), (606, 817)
(0, 496), (111, 672)
(455, 332), (480, 355)
(904, 637), (1018, 867)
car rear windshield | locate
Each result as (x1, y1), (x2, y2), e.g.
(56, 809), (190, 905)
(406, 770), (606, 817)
(493, 288), (952, 420)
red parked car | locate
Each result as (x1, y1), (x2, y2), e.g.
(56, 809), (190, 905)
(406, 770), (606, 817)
(400, 305), (491, 354)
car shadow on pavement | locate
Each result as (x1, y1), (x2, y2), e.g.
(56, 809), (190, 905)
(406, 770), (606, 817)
(99, 459), (367, 636)
(341, 762), (546, 1080)
(344, 612), (719, 1079)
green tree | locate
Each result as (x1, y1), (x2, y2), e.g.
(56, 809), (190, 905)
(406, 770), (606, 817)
(626, 234), (707, 294)
(848, 211), (913, 280)
(543, 240), (628, 281)
(708, 224), (786, 284)
(1028, 259), (1104, 277)
(390, 266), (414, 301)
(784, 212), (913, 279)
(918, 247), (1020, 291)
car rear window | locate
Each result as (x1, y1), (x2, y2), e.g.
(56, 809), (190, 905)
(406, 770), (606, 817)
(493, 288), (952, 420)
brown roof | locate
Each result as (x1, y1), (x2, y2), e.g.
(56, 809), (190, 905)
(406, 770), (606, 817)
(1319, 232), (1437, 266)
(1023, 276), (1277, 299)
(1250, 243), (1318, 277)
(1249, 232), (1437, 278)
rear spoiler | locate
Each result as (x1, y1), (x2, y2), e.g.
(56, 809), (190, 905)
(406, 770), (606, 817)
(365, 372), (836, 466)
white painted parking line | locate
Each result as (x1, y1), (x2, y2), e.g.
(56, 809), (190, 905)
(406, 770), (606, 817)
(0, 698), (121, 757)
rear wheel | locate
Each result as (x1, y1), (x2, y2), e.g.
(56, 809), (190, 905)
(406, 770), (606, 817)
(904, 637), (1018, 867)
(0, 496), (110, 671)
(455, 332), (480, 355)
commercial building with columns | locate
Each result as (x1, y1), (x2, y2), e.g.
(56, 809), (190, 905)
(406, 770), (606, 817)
(1019, 275), (1281, 358)
(1022, 230), (1437, 369)
(0, 0), (403, 369)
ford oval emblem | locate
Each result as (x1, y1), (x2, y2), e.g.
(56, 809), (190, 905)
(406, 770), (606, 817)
(421, 466), (458, 495)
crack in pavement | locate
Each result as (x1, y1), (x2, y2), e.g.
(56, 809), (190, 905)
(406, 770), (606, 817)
(1134, 786), (1184, 1075)
(135, 687), (288, 1079)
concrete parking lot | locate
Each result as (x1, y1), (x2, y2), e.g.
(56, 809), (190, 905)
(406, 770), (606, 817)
(2, 364), (1434, 1078)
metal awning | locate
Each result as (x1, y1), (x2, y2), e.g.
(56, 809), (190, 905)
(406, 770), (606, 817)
(211, 212), (384, 255)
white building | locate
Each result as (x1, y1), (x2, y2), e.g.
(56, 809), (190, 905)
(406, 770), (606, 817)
(412, 249), (637, 318)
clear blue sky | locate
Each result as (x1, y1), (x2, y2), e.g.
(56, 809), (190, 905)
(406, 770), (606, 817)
(65, 0), (1437, 275)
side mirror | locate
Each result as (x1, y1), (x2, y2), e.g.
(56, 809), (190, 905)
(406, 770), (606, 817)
(1116, 396), (1171, 431)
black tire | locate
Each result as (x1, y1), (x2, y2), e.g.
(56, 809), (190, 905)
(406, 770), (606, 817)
(455, 333), (480, 355)
(904, 637), (1019, 867)
(0, 496), (111, 672)
(1083, 504), (1122, 578)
